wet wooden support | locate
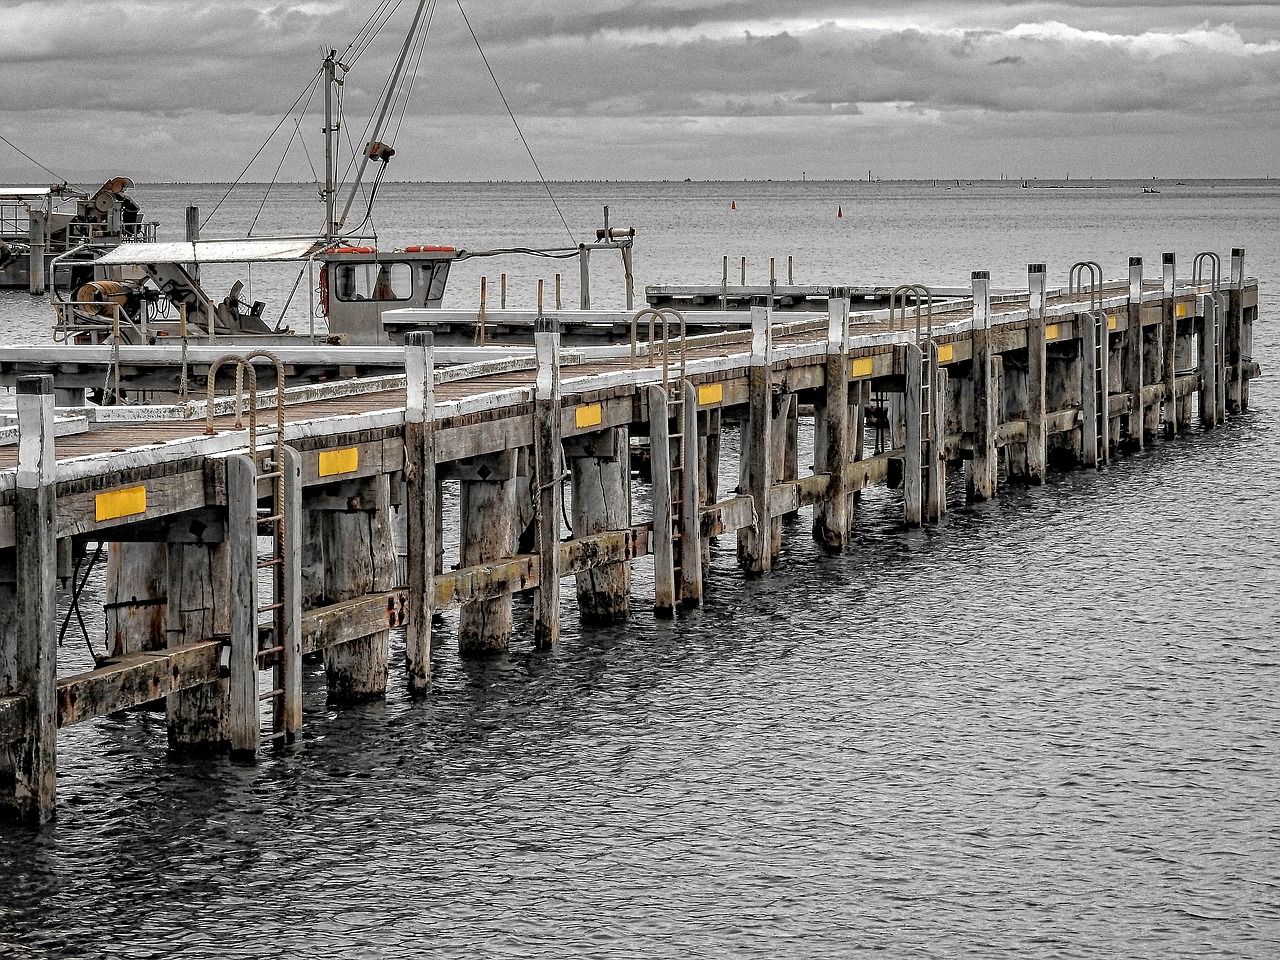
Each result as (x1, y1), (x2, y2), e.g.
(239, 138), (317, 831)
(738, 305), (774, 573)
(456, 451), (521, 655)
(568, 427), (631, 623)
(164, 532), (231, 751)
(1227, 248), (1248, 413)
(968, 272), (997, 501)
(903, 341), (923, 526)
(314, 476), (395, 698)
(533, 319), (562, 647)
(278, 445), (303, 740)
(1124, 258), (1146, 450)
(225, 454), (260, 759)
(679, 379), (703, 606)
(1162, 253), (1179, 436)
(813, 293), (850, 549)
(404, 332), (436, 695)
(925, 354), (947, 521)
(105, 543), (167, 655)
(649, 384), (676, 615)
(1081, 310), (1099, 468)
(0, 377), (57, 823)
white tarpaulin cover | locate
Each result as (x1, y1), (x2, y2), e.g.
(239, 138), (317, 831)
(97, 238), (322, 265)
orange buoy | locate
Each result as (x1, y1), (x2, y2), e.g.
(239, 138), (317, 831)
(837, 206), (843, 218)
(730, 200), (736, 210)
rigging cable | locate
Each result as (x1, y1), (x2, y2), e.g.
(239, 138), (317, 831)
(202, 66), (325, 229)
(0, 133), (72, 187)
(455, 0), (575, 247)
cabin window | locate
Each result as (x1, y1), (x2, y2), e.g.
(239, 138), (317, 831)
(421, 261), (450, 302)
(333, 261), (413, 302)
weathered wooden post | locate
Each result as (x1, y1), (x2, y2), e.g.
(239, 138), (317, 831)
(813, 291), (850, 549)
(1124, 257), (1146, 449)
(165, 527), (231, 751)
(697, 401), (721, 566)
(568, 427), (631, 623)
(225, 453), (260, 760)
(1080, 309), (1099, 468)
(968, 271), (997, 501)
(680, 379), (703, 606)
(404, 332), (436, 694)
(738, 304), (774, 573)
(903, 340), (923, 526)
(105, 543), (168, 655)
(0, 376), (57, 822)
(649, 384), (676, 615)
(455, 450), (521, 654)
(1162, 253), (1178, 435)
(1227, 248), (1247, 413)
(27, 210), (47, 296)
(926, 353), (948, 521)
(1025, 264), (1048, 482)
(278, 445), (303, 739)
(533, 318), (562, 648)
(1199, 291), (1219, 430)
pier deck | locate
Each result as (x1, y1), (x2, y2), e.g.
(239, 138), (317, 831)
(0, 253), (1261, 823)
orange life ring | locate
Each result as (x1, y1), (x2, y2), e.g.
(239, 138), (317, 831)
(403, 244), (456, 253)
(327, 245), (376, 255)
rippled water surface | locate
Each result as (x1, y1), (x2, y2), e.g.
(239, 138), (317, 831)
(1, 180), (1277, 958)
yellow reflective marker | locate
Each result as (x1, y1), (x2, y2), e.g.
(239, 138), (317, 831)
(936, 344), (954, 363)
(696, 384), (723, 406)
(575, 403), (603, 428)
(1108, 315), (1117, 330)
(851, 357), (874, 378)
(1045, 324), (1059, 340)
(318, 447), (359, 477)
(96, 485), (147, 522)
(1175, 302), (1188, 318)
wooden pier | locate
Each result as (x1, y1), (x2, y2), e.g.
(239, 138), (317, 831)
(0, 251), (1260, 823)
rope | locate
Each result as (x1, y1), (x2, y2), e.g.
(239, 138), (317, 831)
(0, 133), (72, 186)
(456, 0), (576, 246)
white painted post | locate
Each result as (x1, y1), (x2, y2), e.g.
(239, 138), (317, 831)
(404, 332), (436, 695)
(533, 317), (562, 647)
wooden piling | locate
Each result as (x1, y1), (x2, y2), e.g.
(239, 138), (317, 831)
(1124, 258), (1146, 449)
(457, 452), (520, 655)
(404, 333), (437, 694)
(568, 428), (631, 623)
(533, 319), (562, 648)
(967, 272), (998, 501)
(1162, 253), (1179, 435)
(903, 341), (923, 526)
(1024, 264), (1048, 478)
(1081, 311), (1099, 468)
(0, 377), (57, 822)
(813, 293), (850, 549)
(278, 446), (303, 739)
(165, 537), (231, 751)
(680, 379), (703, 606)
(1227, 248), (1246, 413)
(925, 357), (948, 521)
(738, 305), (774, 573)
(225, 454), (260, 760)
(649, 385), (676, 615)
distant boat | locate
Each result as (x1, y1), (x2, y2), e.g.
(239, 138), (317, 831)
(1142, 186), (1161, 194)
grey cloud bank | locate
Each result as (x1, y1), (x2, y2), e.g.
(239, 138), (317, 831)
(2, 0), (1278, 183)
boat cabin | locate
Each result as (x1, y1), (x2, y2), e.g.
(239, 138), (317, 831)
(56, 239), (457, 345)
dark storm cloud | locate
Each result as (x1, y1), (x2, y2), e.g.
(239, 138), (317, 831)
(2, 0), (1280, 179)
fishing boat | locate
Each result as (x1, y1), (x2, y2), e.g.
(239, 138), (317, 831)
(48, 5), (635, 349)
(0, 177), (149, 292)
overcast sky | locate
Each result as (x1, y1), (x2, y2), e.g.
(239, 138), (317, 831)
(3, 0), (1279, 184)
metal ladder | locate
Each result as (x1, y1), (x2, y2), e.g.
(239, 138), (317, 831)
(630, 306), (689, 603)
(1070, 262), (1105, 466)
(891, 283), (935, 492)
(206, 351), (291, 742)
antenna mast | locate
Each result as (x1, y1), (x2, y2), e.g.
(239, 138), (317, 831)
(323, 49), (339, 244)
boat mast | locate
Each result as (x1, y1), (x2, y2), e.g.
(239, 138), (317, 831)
(336, 0), (431, 233)
(323, 49), (338, 245)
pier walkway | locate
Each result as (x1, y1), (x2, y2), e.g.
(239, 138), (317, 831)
(0, 252), (1261, 823)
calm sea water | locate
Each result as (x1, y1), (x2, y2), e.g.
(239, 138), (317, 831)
(0, 181), (1277, 959)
